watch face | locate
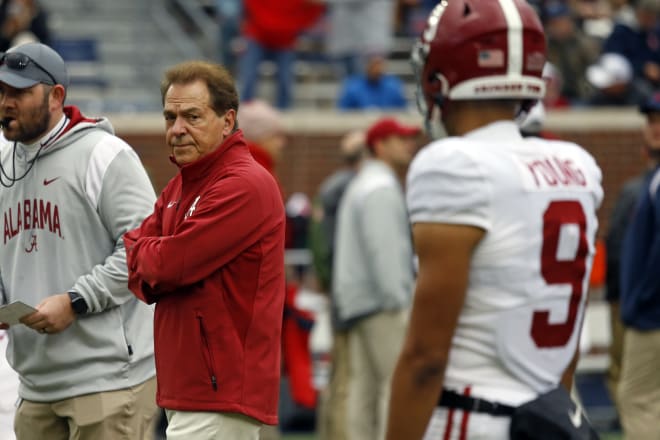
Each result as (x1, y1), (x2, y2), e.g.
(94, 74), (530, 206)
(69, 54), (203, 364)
(69, 292), (88, 315)
(73, 300), (86, 314)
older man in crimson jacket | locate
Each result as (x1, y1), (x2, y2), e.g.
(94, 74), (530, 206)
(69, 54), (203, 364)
(124, 61), (286, 440)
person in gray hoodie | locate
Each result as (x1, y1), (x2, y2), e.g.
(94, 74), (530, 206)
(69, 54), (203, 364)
(333, 116), (419, 440)
(0, 42), (158, 440)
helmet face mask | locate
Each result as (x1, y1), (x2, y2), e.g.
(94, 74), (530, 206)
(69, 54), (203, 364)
(412, 0), (547, 131)
(411, 37), (449, 138)
(410, 40), (435, 120)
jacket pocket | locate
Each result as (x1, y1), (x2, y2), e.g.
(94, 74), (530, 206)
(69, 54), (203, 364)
(196, 313), (218, 391)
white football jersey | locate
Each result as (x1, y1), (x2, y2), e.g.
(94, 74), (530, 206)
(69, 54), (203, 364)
(407, 121), (603, 405)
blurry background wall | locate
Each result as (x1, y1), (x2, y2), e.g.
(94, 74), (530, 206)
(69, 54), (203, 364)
(113, 109), (647, 238)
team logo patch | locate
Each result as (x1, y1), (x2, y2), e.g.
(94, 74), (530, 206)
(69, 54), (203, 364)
(478, 49), (504, 68)
(185, 195), (201, 219)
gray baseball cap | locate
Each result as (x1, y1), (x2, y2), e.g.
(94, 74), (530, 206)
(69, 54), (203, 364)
(0, 42), (69, 90)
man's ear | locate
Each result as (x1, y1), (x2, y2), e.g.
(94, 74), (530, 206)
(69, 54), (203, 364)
(223, 109), (237, 136)
(49, 84), (66, 108)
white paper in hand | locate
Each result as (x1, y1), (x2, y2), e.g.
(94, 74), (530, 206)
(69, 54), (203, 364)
(0, 301), (37, 325)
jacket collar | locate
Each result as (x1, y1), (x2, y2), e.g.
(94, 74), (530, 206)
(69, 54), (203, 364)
(175, 129), (247, 181)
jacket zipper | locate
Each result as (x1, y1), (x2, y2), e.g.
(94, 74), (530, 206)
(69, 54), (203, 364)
(197, 316), (218, 391)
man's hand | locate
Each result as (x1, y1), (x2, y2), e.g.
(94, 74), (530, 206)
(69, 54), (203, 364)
(20, 294), (76, 335)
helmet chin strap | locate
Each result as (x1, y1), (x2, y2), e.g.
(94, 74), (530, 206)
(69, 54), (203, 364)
(425, 105), (449, 140)
(426, 92), (451, 140)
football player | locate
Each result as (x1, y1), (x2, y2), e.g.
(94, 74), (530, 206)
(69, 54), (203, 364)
(385, 0), (603, 439)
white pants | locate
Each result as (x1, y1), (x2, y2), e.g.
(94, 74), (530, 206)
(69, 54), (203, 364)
(424, 407), (510, 440)
(0, 332), (18, 440)
(423, 385), (540, 440)
(165, 409), (262, 440)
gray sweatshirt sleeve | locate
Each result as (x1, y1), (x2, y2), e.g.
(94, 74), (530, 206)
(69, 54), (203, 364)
(360, 186), (414, 310)
(71, 144), (156, 313)
(0, 273), (6, 306)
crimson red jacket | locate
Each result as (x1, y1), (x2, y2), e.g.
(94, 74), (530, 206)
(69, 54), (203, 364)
(124, 130), (286, 425)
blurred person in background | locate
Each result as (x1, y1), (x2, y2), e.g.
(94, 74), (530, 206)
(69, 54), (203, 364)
(337, 53), (408, 111)
(603, 106), (657, 417)
(602, 0), (660, 96)
(239, 99), (289, 245)
(326, 0), (397, 78)
(542, 61), (573, 108)
(239, 0), (324, 109)
(0, 330), (18, 440)
(215, 0), (242, 74)
(0, 42), (158, 440)
(309, 129), (366, 440)
(617, 92), (660, 440)
(333, 116), (419, 440)
(239, 99), (310, 440)
(125, 60), (286, 440)
(310, 129), (367, 298)
(545, 1), (600, 105)
(238, 99), (287, 187)
(608, 0), (637, 27)
(387, 1), (602, 438)
(0, 0), (50, 51)
(586, 52), (648, 105)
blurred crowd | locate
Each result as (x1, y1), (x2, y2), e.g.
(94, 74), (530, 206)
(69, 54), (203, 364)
(6, 0), (660, 112)
(206, 0), (660, 111)
(0, 0), (49, 52)
(0, 1), (658, 439)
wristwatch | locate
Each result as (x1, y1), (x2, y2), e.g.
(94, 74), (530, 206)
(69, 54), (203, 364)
(68, 291), (89, 315)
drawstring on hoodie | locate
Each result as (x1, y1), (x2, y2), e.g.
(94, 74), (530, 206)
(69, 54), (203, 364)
(0, 116), (68, 188)
(0, 141), (45, 188)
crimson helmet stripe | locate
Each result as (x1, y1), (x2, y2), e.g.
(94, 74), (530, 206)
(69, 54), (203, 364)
(499, 0), (523, 76)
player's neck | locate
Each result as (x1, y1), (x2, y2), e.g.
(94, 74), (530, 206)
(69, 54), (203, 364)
(446, 101), (517, 136)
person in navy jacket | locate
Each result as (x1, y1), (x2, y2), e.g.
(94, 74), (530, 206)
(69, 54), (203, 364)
(618, 92), (660, 439)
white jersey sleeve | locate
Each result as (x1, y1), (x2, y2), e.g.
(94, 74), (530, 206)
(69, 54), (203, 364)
(407, 141), (492, 231)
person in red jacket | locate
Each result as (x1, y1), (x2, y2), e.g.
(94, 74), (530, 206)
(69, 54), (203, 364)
(238, 99), (286, 184)
(239, 98), (318, 434)
(124, 60), (286, 440)
(239, 0), (324, 109)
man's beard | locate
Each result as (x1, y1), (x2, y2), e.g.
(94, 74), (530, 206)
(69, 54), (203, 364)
(6, 94), (51, 144)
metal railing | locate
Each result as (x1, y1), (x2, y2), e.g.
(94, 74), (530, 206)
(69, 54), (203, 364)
(147, 0), (215, 60)
(151, 0), (218, 60)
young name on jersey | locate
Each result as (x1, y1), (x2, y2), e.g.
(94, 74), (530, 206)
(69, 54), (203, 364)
(516, 155), (588, 191)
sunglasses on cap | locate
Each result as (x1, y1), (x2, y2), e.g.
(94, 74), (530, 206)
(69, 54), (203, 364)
(0, 51), (57, 85)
